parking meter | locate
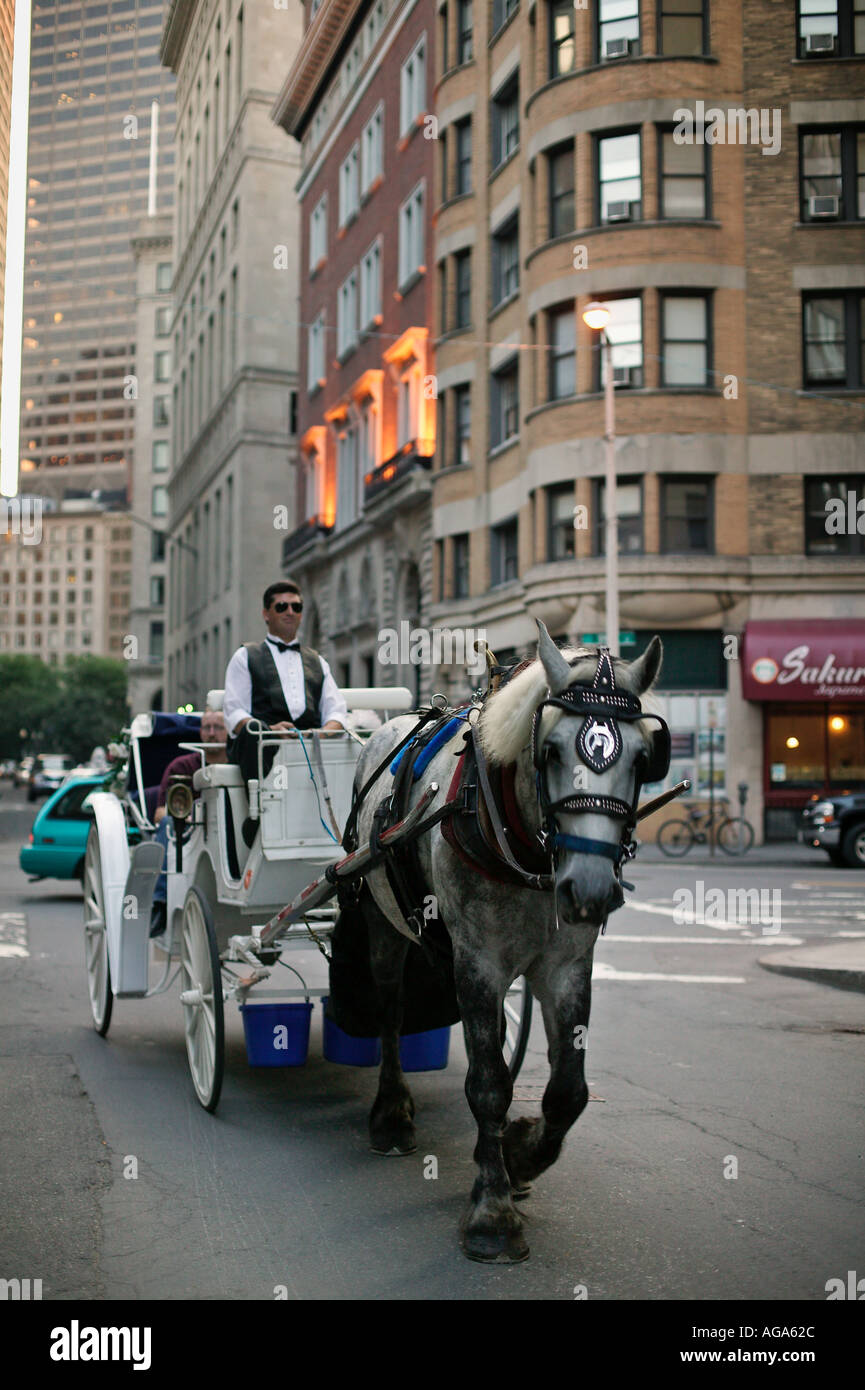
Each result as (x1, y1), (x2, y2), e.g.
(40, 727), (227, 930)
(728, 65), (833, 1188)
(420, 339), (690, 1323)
(737, 780), (748, 809)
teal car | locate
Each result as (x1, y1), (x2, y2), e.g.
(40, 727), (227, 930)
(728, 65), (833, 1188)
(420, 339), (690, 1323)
(20, 774), (113, 882)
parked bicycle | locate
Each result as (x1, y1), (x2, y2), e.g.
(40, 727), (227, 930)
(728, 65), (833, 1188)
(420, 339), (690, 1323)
(656, 800), (754, 857)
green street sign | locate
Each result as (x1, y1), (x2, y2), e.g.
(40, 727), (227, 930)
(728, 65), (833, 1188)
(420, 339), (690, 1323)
(580, 631), (637, 645)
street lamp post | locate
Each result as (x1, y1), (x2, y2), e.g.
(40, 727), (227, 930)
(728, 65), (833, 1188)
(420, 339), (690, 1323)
(582, 302), (619, 658)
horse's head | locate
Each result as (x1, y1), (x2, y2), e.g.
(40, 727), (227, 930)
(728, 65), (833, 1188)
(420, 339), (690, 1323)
(479, 621), (667, 926)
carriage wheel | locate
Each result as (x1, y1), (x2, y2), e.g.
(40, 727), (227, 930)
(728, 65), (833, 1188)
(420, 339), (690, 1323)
(502, 976), (533, 1079)
(180, 886), (225, 1113)
(83, 826), (113, 1036)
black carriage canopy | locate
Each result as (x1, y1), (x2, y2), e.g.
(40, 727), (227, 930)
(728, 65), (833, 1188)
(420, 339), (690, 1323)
(128, 712), (202, 819)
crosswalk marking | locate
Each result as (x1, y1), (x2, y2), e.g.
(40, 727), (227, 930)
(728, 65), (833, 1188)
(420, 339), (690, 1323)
(0, 913), (28, 958)
(605, 934), (803, 947)
(594, 962), (746, 984)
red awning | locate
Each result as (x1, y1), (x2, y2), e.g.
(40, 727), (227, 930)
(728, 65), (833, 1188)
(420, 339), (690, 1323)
(741, 620), (865, 701)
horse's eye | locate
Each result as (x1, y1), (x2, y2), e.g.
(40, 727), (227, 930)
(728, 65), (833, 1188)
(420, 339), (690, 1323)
(544, 744), (560, 764)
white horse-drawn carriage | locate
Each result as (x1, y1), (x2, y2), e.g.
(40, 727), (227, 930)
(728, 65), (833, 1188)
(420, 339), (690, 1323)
(82, 687), (533, 1112)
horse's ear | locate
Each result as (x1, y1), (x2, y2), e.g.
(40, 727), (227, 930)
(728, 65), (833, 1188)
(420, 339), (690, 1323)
(536, 619), (571, 695)
(629, 635), (663, 694)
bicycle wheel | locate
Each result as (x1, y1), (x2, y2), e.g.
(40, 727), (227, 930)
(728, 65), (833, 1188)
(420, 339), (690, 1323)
(657, 818), (695, 857)
(718, 818), (755, 856)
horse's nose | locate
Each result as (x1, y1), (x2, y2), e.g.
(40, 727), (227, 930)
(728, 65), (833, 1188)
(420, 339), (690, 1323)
(556, 860), (623, 925)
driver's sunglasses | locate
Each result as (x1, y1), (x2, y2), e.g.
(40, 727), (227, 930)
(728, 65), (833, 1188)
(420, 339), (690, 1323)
(273, 599), (303, 613)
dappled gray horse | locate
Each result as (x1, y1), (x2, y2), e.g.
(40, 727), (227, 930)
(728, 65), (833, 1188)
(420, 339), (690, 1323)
(353, 622), (667, 1261)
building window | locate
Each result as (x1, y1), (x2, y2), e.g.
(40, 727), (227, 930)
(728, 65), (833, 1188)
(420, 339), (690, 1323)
(339, 144), (360, 227)
(547, 483), (575, 560)
(154, 351), (171, 382)
(491, 73), (519, 171)
(361, 104), (384, 193)
(337, 270), (359, 357)
(800, 128), (865, 221)
(155, 305), (172, 336)
(659, 128), (709, 217)
(454, 383), (471, 464)
(304, 449), (320, 518)
(360, 396), (379, 475)
(548, 304), (576, 399)
(440, 4), (449, 72)
(457, 0), (473, 62)
(335, 424), (359, 530)
(455, 249), (472, 328)
(802, 292), (865, 388)
(660, 476), (714, 553)
(455, 118), (472, 195)
(593, 478), (644, 555)
(150, 620), (165, 661)
(152, 486), (169, 517)
(491, 217), (519, 308)
(398, 182), (425, 286)
(549, 0), (577, 76)
(397, 367), (419, 448)
(308, 311), (326, 390)
(490, 358), (519, 449)
(797, 0), (865, 58)
(153, 396), (170, 428)
(360, 239), (382, 328)
(156, 262), (172, 291)
(453, 532), (470, 597)
(150, 576), (165, 606)
(661, 294), (711, 386)
(592, 295), (644, 388)
(804, 475), (865, 555)
(492, 0), (519, 34)
(597, 130), (642, 222)
(400, 35), (426, 134)
(152, 440), (170, 472)
(548, 141), (576, 237)
(597, 0), (640, 59)
(151, 531), (166, 563)
(309, 194), (327, 268)
(658, 0), (707, 55)
(491, 517), (519, 585)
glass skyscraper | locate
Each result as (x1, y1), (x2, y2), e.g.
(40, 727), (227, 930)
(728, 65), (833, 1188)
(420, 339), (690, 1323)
(20, 0), (175, 498)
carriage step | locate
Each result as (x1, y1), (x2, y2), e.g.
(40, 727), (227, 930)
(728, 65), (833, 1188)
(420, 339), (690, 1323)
(114, 842), (166, 996)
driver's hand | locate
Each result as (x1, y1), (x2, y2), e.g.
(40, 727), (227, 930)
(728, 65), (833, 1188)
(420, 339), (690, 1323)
(269, 720), (295, 731)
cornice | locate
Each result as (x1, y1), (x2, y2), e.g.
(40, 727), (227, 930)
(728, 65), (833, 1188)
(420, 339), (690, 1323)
(272, 0), (359, 137)
(161, 0), (197, 72)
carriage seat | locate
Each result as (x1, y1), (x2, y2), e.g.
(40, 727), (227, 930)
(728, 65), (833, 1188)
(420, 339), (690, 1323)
(193, 763), (245, 790)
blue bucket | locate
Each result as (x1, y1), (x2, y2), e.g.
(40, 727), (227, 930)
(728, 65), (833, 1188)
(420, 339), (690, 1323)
(321, 997), (381, 1066)
(240, 1001), (313, 1067)
(399, 1027), (451, 1072)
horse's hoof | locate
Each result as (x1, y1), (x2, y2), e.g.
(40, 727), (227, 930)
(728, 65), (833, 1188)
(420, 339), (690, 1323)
(369, 1142), (417, 1156)
(461, 1227), (530, 1264)
(511, 1182), (533, 1201)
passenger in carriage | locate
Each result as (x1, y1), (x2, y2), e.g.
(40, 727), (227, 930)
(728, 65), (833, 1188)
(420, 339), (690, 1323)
(223, 579), (347, 846)
(149, 705), (227, 938)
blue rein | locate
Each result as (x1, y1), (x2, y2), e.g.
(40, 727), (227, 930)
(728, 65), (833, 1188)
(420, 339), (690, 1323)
(553, 833), (625, 864)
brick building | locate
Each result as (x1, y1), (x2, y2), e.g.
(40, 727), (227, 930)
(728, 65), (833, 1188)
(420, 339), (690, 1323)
(273, 0), (436, 701)
(428, 0), (865, 839)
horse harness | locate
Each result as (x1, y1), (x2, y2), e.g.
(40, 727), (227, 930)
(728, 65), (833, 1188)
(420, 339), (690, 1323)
(341, 648), (672, 949)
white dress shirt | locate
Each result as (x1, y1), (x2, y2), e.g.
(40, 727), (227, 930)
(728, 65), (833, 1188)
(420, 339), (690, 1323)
(222, 638), (348, 736)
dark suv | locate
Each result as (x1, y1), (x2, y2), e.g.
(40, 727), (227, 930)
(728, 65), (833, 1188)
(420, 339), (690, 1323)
(799, 793), (865, 868)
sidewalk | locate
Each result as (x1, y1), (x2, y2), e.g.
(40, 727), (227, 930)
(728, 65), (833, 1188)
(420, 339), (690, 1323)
(636, 840), (837, 870)
(759, 937), (865, 996)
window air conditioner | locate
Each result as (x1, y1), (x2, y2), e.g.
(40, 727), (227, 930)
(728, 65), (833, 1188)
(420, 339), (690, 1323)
(603, 37), (633, 59)
(605, 200), (632, 222)
(808, 194), (840, 218)
(805, 33), (837, 54)
(612, 366), (635, 387)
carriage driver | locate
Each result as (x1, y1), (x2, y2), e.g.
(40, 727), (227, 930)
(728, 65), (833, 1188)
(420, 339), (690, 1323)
(223, 579), (347, 845)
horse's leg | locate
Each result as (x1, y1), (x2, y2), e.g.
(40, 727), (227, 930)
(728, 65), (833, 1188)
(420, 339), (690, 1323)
(457, 956), (529, 1263)
(502, 946), (594, 1188)
(366, 896), (416, 1156)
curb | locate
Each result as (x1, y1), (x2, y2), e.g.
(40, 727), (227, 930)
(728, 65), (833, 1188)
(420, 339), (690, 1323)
(758, 945), (865, 996)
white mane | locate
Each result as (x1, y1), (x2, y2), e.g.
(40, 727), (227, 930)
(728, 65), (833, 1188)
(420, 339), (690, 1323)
(478, 647), (659, 767)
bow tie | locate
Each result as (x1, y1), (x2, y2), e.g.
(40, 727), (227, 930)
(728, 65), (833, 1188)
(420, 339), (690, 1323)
(268, 639), (300, 653)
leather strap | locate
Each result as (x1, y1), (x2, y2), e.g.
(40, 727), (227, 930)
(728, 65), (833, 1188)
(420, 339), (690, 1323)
(471, 725), (553, 891)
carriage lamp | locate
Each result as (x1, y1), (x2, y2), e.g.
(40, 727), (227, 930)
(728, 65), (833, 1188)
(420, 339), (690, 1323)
(166, 776), (194, 874)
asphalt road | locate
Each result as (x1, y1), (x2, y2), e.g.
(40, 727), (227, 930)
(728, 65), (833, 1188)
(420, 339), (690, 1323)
(1, 796), (863, 1302)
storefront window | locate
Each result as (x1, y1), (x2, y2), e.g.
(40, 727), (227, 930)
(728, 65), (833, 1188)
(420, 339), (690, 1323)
(766, 704), (865, 790)
(643, 691), (726, 795)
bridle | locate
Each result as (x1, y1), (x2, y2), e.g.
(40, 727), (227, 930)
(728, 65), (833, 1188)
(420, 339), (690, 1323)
(530, 648), (671, 891)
